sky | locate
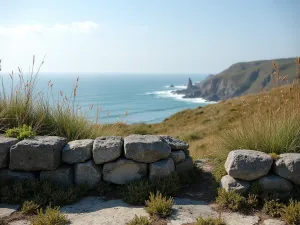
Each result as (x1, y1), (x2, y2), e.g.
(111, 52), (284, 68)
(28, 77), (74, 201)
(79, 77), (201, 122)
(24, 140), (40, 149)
(0, 0), (299, 74)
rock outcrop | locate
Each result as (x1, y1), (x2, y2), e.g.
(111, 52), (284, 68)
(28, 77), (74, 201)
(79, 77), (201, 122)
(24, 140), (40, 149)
(0, 136), (19, 168)
(103, 158), (147, 184)
(62, 139), (94, 164)
(273, 153), (300, 185)
(225, 150), (273, 180)
(124, 135), (171, 163)
(149, 158), (175, 180)
(220, 175), (250, 195)
(9, 136), (67, 171)
(93, 136), (123, 164)
(74, 160), (102, 188)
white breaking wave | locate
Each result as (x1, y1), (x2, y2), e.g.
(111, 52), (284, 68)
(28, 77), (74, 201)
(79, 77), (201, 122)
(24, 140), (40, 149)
(145, 90), (216, 104)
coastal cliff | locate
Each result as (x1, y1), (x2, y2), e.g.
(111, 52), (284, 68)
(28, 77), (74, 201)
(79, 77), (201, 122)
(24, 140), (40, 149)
(175, 58), (297, 101)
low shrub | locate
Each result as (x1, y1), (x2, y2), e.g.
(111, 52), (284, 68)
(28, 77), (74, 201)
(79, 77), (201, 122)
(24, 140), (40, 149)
(216, 188), (248, 212)
(21, 200), (40, 215)
(247, 194), (259, 209)
(281, 200), (300, 225)
(262, 199), (284, 218)
(151, 173), (181, 196)
(181, 131), (201, 142)
(126, 215), (151, 225)
(145, 192), (174, 218)
(123, 180), (152, 205)
(178, 165), (202, 185)
(5, 124), (36, 140)
(96, 182), (112, 196)
(31, 206), (69, 225)
(0, 180), (88, 207)
(123, 173), (181, 205)
(195, 216), (225, 225)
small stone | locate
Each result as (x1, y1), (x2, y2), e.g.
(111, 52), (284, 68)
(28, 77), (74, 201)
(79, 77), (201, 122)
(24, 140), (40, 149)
(171, 151), (185, 163)
(40, 165), (74, 187)
(273, 153), (300, 185)
(0, 169), (36, 183)
(159, 135), (189, 150)
(176, 156), (194, 174)
(149, 158), (175, 180)
(62, 139), (94, 164)
(124, 135), (171, 163)
(74, 160), (102, 188)
(103, 158), (147, 184)
(9, 136), (67, 171)
(225, 150), (273, 181)
(258, 175), (293, 193)
(93, 136), (123, 164)
(0, 136), (19, 168)
(220, 175), (250, 195)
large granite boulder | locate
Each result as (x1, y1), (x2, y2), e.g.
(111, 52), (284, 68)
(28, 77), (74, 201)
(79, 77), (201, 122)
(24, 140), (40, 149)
(0, 136), (19, 168)
(124, 135), (171, 163)
(149, 158), (175, 180)
(220, 175), (250, 195)
(9, 136), (67, 171)
(103, 158), (147, 184)
(175, 156), (194, 173)
(74, 160), (102, 188)
(273, 153), (300, 185)
(40, 165), (74, 188)
(93, 136), (123, 164)
(0, 169), (36, 183)
(62, 139), (93, 164)
(225, 150), (273, 181)
(159, 135), (189, 150)
(258, 174), (293, 193)
(171, 150), (185, 163)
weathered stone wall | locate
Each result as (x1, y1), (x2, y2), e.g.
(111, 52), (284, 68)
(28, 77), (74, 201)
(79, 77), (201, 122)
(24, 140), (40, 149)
(0, 135), (193, 188)
(221, 150), (300, 199)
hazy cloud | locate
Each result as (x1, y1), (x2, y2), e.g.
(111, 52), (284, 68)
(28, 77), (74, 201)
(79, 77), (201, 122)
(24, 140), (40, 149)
(0, 21), (99, 36)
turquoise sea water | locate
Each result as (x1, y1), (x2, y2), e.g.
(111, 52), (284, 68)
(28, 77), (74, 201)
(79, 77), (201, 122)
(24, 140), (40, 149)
(3, 73), (214, 124)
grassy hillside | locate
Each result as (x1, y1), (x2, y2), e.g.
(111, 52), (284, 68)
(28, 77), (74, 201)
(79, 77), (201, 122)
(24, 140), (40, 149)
(188, 57), (298, 101)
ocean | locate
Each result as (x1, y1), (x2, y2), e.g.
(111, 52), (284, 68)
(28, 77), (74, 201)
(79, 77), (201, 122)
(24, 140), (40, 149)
(4, 73), (214, 124)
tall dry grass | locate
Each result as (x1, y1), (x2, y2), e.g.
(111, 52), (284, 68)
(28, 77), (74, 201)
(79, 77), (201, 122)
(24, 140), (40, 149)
(218, 58), (300, 154)
(0, 56), (126, 140)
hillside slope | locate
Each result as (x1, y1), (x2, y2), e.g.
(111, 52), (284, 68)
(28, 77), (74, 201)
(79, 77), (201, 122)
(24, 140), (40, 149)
(176, 58), (297, 101)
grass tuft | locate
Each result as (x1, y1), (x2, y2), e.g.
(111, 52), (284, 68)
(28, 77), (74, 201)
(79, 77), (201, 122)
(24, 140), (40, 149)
(281, 200), (300, 225)
(21, 200), (40, 215)
(145, 192), (174, 218)
(216, 188), (248, 213)
(195, 216), (225, 225)
(126, 215), (151, 225)
(31, 206), (69, 225)
(5, 124), (36, 140)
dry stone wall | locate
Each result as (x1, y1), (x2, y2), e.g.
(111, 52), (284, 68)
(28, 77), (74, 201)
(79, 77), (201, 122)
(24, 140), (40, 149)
(221, 149), (300, 199)
(0, 135), (193, 188)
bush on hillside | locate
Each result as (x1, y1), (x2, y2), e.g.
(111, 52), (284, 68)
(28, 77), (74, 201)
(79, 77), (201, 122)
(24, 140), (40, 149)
(281, 200), (300, 224)
(126, 215), (151, 225)
(195, 216), (225, 225)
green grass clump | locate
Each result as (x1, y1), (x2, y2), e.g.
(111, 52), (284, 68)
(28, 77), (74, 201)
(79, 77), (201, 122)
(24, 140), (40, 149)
(0, 180), (88, 207)
(195, 216), (225, 225)
(145, 192), (174, 218)
(126, 215), (151, 225)
(181, 131), (201, 142)
(262, 199), (284, 218)
(21, 200), (41, 215)
(31, 206), (69, 225)
(216, 188), (248, 212)
(123, 180), (152, 205)
(212, 162), (227, 182)
(96, 182), (112, 196)
(123, 173), (181, 205)
(281, 200), (300, 225)
(269, 153), (280, 160)
(247, 194), (259, 209)
(5, 124), (36, 140)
